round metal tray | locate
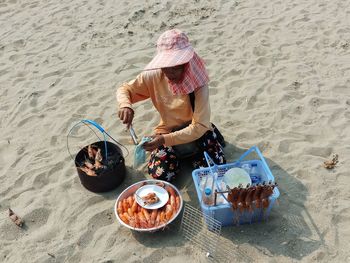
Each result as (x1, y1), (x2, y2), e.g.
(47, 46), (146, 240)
(114, 179), (183, 232)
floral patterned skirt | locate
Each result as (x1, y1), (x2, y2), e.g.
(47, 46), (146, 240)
(147, 130), (226, 181)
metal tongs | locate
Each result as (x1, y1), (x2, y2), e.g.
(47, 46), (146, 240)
(129, 125), (139, 145)
(134, 192), (145, 206)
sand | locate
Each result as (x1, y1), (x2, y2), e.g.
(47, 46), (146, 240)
(1, 0), (350, 262)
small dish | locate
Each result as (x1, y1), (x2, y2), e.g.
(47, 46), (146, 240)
(135, 184), (169, 209)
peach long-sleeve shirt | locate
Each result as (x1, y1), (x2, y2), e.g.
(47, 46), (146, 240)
(116, 69), (212, 146)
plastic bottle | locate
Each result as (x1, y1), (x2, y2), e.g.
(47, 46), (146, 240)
(199, 173), (207, 190)
(202, 188), (214, 206)
(250, 163), (261, 184)
(215, 179), (229, 205)
(201, 172), (215, 206)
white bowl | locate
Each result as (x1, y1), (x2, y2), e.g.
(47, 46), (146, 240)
(114, 179), (183, 232)
(223, 168), (251, 188)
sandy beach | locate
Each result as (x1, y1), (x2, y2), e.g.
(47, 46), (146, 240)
(1, 0), (350, 262)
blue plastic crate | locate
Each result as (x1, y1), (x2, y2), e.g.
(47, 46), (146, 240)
(192, 146), (280, 226)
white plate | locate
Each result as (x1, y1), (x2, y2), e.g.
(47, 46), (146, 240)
(223, 168), (252, 188)
(135, 184), (169, 209)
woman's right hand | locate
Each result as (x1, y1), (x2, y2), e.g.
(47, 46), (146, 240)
(118, 107), (134, 129)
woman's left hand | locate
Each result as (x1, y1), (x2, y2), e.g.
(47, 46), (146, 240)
(143, 135), (165, 152)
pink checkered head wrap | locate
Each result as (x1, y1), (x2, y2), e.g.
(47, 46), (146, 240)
(144, 29), (209, 95)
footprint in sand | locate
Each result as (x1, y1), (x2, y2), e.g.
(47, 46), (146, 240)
(305, 147), (332, 158)
(309, 97), (320, 108)
(278, 139), (292, 153)
(25, 207), (51, 231)
(209, 87), (218, 96)
(9, 54), (20, 62)
(42, 69), (65, 79)
(231, 97), (245, 108)
(77, 210), (114, 248)
(257, 56), (272, 67)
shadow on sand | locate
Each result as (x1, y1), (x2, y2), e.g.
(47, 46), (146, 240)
(175, 143), (324, 261)
(99, 143), (323, 262)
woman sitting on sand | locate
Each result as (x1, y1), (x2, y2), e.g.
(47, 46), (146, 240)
(116, 29), (226, 181)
